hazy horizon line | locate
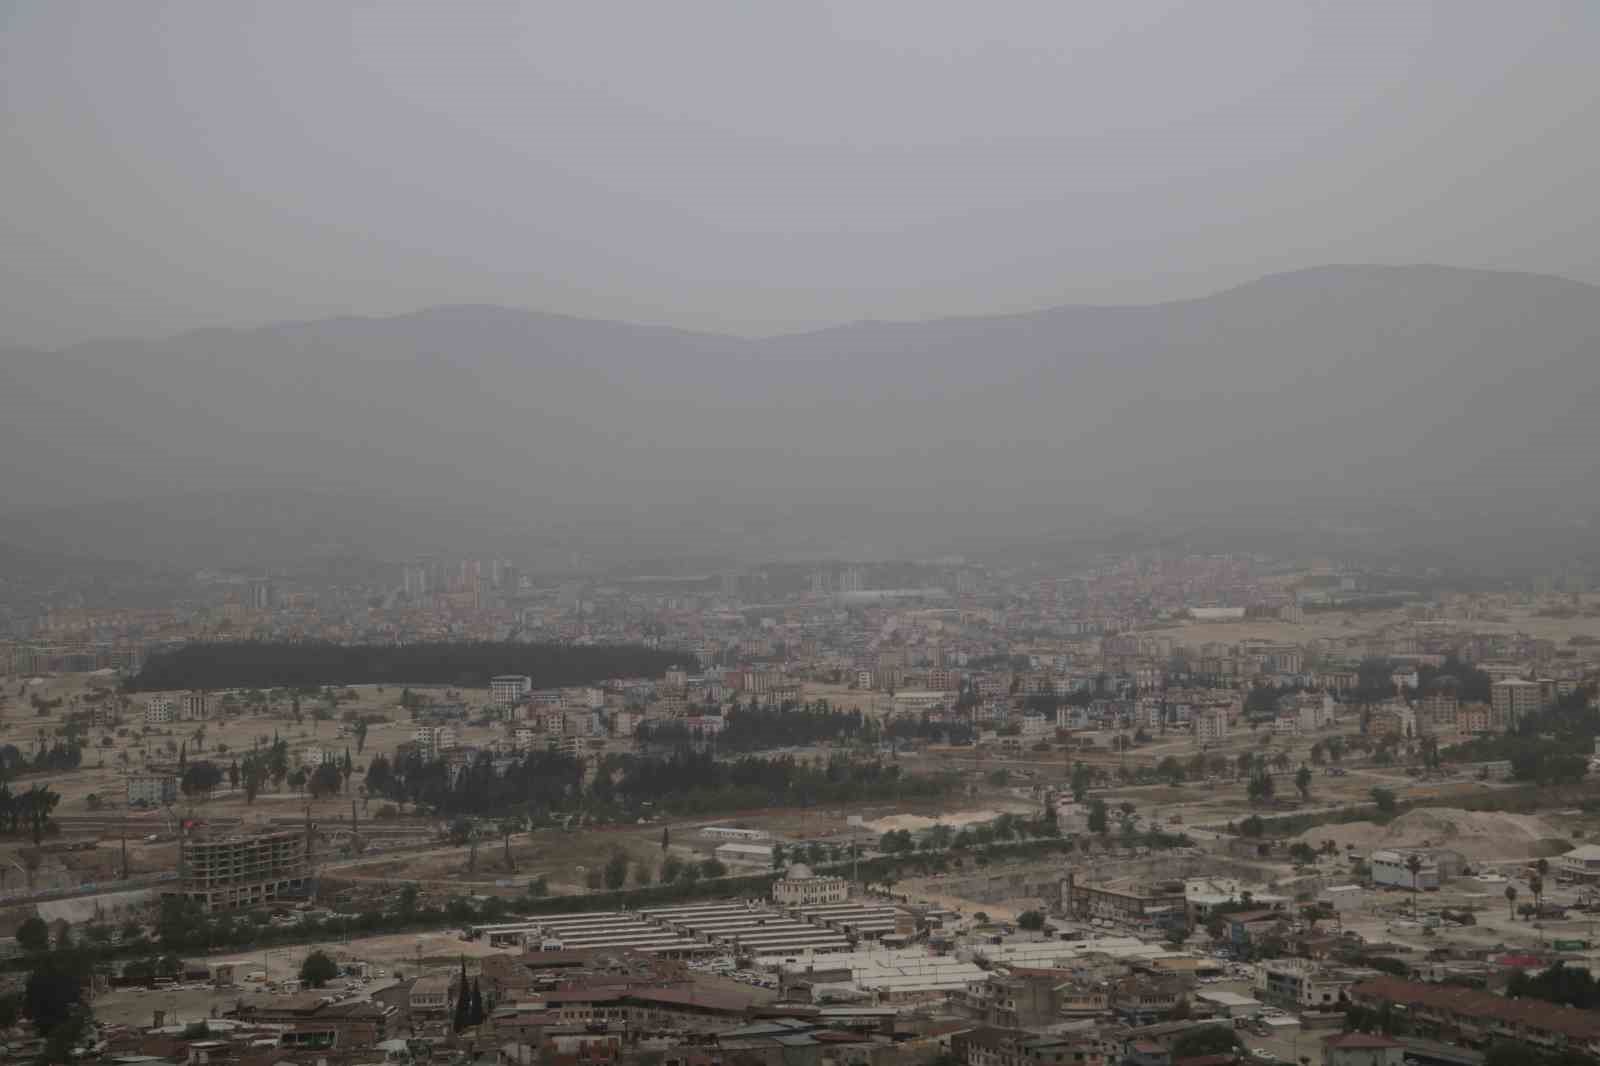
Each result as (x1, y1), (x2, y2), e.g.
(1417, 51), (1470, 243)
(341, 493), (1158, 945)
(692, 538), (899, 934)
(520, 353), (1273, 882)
(10, 261), (1593, 354)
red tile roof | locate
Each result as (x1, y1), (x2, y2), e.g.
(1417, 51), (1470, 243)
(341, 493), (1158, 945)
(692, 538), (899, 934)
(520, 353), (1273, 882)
(1323, 1033), (1405, 1049)
(1350, 978), (1600, 1041)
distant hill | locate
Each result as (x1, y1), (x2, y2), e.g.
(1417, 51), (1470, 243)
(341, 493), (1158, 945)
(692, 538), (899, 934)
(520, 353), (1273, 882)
(4, 265), (1598, 567)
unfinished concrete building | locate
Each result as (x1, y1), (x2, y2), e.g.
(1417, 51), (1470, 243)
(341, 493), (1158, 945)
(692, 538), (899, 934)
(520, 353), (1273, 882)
(177, 829), (312, 912)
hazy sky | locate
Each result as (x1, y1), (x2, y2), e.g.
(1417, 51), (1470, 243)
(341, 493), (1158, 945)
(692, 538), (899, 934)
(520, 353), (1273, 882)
(4, 1), (1598, 347)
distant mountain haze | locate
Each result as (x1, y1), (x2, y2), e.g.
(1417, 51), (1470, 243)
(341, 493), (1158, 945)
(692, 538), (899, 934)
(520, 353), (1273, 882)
(3, 265), (1597, 566)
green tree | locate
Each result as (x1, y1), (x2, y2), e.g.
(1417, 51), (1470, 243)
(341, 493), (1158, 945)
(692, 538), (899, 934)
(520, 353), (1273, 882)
(1171, 1026), (1239, 1059)
(1088, 799), (1108, 836)
(300, 949), (338, 989)
(0, 992), (20, 1029)
(1070, 761), (1092, 802)
(1017, 910), (1046, 931)
(1505, 884), (1518, 920)
(15, 916), (49, 954)
(23, 952), (86, 1039)
(603, 849), (628, 891)
(40, 1004), (93, 1062)
(309, 762), (343, 798)
(452, 960), (470, 1032)
(1370, 787), (1397, 814)
(1295, 765), (1312, 800)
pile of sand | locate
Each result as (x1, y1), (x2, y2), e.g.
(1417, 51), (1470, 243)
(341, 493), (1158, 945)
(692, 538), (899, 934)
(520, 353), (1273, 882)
(863, 809), (1008, 834)
(1294, 807), (1566, 860)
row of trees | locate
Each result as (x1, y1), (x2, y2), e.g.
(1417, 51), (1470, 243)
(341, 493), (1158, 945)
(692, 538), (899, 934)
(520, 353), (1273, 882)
(613, 749), (953, 814)
(0, 781), (61, 843)
(877, 810), (1064, 855)
(0, 740), (84, 774)
(712, 702), (868, 750)
(365, 743), (957, 820)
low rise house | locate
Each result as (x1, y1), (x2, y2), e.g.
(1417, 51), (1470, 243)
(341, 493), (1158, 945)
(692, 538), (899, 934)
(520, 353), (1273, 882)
(409, 974), (454, 1015)
(953, 1025), (1106, 1066)
(1111, 975), (1189, 1024)
(1321, 1033), (1405, 1066)
(1063, 874), (1187, 926)
(1556, 844), (1600, 883)
(1255, 958), (1358, 1009)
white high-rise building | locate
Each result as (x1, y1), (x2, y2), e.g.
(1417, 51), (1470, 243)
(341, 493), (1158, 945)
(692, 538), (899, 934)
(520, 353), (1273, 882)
(145, 697), (176, 726)
(1195, 706), (1230, 743)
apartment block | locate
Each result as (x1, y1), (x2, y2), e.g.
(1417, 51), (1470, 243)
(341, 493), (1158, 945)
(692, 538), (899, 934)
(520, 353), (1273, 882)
(177, 830), (311, 912)
(1491, 679), (1541, 727)
(127, 772), (178, 808)
(145, 697), (176, 726)
(489, 674), (532, 706)
(1194, 706), (1229, 743)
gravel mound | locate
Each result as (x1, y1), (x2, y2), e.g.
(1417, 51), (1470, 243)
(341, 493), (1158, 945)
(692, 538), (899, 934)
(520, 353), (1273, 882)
(1295, 807), (1559, 860)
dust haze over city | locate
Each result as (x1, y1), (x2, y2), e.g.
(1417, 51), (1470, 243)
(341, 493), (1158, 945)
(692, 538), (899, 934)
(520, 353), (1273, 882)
(8, 6), (1600, 1062)
(4, 2), (1600, 574)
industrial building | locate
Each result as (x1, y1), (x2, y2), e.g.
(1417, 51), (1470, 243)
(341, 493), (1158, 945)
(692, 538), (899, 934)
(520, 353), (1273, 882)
(771, 947), (987, 1003)
(789, 902), (905, 942)
(1369, 848), (1465, 891)
(714, 841), (775, 867)
(699, 825), (771, 842)
(639, 902), (853, 955)
(470, 912), (712, 958)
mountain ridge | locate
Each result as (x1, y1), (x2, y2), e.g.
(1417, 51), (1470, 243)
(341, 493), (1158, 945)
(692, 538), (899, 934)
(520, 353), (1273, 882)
(13, 262), (1594, 356)
(3, 263), (1596, 567)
